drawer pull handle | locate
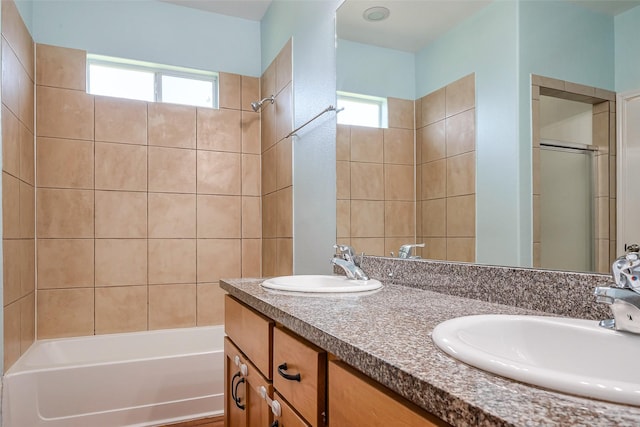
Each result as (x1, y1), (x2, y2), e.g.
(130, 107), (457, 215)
(271, 422), (279, 427)
(230, 371), (241, 403)
(234, 377), (246, 410)
(277, 362), (301, 382)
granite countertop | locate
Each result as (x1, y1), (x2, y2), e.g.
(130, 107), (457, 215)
(220, 278), (640, 427)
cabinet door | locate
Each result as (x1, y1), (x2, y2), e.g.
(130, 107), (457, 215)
(224, 338), (247, 427)
(272, 391), (310, 427)
(225, 295), (274, 380)
(328, 360), (448, 427)
(273, 326), (326, 426)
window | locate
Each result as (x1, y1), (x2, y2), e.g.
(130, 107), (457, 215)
(87, 55), (218, 108)
(336, 91), (387, 128)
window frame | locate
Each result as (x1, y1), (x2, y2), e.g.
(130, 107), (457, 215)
(87, 54), (219, 108)
(336, 91), (388, 128)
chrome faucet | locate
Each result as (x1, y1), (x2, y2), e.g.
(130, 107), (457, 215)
(595, 250), (640, 333)
(397, 243), (425, 259)
(331, 244), (369, 281)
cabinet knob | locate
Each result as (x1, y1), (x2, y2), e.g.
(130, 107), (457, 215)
(277, 362), (301, 381)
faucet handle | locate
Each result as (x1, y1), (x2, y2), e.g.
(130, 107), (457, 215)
(398, 243), (425, 259)
(334, 244), (355, 261)
(612, 251), (640, 291)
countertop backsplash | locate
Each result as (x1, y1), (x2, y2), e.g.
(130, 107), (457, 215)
(358, 256), (613, 320)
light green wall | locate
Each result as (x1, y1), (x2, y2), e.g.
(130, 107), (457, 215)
(262, 0), (342, 274)
(31, 0), (261, 77)
(615, 5), (640, 93)
(416, 1), (521, 266)
(517, 0), (615, 267)
(336, 39), (415, 100)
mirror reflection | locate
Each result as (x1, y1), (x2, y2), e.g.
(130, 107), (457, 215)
(336, 0), (640, 273)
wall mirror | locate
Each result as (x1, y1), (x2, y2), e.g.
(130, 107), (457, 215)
(335, 0), (640, 274)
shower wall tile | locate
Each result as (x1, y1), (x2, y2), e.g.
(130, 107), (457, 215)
(19, 182), (35, 239)
(197, 107), (241, 152)
(275, 82), (293, 142)
(95, 286), (148, 334)
(148, 193), (196, 238)
(197, 150), (241, 195)
(4, 301), (21, 369)
(20, 293), (35, 353)
(421, 121), (446, 163)
(242, 239), (262, 278)
(276, 238), (293, 276)
(148, 239), (197, 284)
(337, 125), (351, 161)
(420, 87), (445, 127)
(95, 96), (147, 145)
(2, 105), (21, 176)
(242, 153), (261, 196)
(3, 172), (20, 238)
(196, 239), (241, 283)
(94, 190), (147, 238)
(262, 145), (277, 195)
(37, 239), (94, 289)
(36, 188), (94, 238)
(95, 142), (147, 191)
(36, 85), (94, 140)
(385, 201), (415, 237)
(196, 195), (242, 238)
(387, 97), (414, 130)
(19, 122), (34, 184)
(384, 164), (414, 201)
(149, 146), (197, 193)
(350, 162), (383, 200)
(37, 288), (94, 339)
(446, 152), (475, 197)
(241, 76), (260, 113)
(149, 284), (196, 330)
(383, 128), (413, 165)
(197, 283), (226, 326)
(351, 126), (383, 163)
(36, 43), (86, 90)
(275, 39), (292, 94)
(219, 72), (241, 110)
(242, 197), (262, 239)
(241, 111), (261, 154)
(276, 138), (292, 190)
(3, 240), (22, 303)
(148, 103), (196, 149)
(445, 74), (475, 117)
(446, 109), (475, 156)
(37, 137), (94, 189)
(95, 239), (148, 286)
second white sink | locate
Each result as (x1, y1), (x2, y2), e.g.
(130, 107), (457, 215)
(261, 275), (382, 293)
(432, 314), (640, 406)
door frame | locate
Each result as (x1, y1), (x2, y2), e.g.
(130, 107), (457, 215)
(616, 89), (640, 255)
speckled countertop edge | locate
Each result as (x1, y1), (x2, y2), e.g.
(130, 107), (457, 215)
(220, 275), (640, 427)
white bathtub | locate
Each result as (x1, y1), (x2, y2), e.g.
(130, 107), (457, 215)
(2, 326), (224, 427)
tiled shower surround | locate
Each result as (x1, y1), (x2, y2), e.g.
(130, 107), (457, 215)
(2, 0), (36, 371)
(33, 43), (263, 340)
(337, 74), (476, 262)
(1, 0), (294, 371)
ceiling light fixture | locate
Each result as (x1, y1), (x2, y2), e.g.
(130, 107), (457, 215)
(363, 6), (390, 22)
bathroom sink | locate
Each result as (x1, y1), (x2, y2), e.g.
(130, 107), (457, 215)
(432, 315), (640, 406)
(261, 275), (382, 293)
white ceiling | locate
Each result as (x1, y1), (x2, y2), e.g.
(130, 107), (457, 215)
(161, 0), (272, 21)
(160, 0), (640, 52)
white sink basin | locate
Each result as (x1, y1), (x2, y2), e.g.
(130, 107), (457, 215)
(261, 275), (382, 293)
(432, 315), (640, 406)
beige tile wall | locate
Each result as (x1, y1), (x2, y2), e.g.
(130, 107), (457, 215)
(34, 43), (262, 339)
(336, 98), (415, 256)
(2, 0), (36, 372)
(531, 75), (616, 272)
(261, 40), (293, 275)
(416, 74), (476, 262)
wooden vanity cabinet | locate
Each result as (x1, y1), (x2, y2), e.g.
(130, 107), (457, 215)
(328, 360), (449, 427)
(224, 337), (273, 427)
(224, 295), (447, 427)
(273, 326), (326, 426)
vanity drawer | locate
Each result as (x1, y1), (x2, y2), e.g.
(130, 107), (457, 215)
(273, 326), (326, 426)
(273, 391), (311, 427)
(225, 295), (274, 379)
